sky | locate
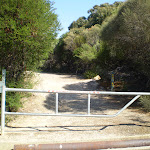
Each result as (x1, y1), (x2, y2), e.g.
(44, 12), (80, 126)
(53, 0), (126, 38)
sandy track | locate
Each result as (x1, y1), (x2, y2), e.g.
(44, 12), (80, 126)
(0, 72), (150, 149)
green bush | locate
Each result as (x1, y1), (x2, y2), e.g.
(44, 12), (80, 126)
(0, 71), (34, 112)
(84, 70), (97, 79)
(6, 92), (22, 112)
(139, 96), (150, 112)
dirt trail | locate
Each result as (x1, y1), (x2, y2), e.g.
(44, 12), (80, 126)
(0, 72), (150, 149)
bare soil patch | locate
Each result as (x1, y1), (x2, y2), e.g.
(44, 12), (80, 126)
(0, 72), (150, 149)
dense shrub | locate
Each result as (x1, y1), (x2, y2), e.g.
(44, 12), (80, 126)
(83, 70), (97, 79)
(140, 96), (150, 112)
(0, 71), (34, 112)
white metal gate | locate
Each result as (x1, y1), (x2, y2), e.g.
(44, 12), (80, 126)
(1, 69), (150, 135)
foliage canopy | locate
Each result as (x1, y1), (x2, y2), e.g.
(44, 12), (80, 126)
(0, 0), (60, 79)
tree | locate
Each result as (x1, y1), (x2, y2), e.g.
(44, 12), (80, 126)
(83, 24), (101, 46)
(86, 2), (123, 28)
(0, 0), (60, 79)
(101, 0), (150, 77)
(68, 17), (87, 30)
(68, 2), (123, 30)
(45, 1), (125, 75)
(74, 43), (97, 63)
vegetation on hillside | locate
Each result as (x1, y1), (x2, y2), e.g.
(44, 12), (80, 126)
(44, 2), (123, 74)
(44, 0), (150, 110)
(100, 0), (150, 88)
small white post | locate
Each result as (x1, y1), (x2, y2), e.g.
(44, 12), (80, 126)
(88, 94), (91, 115)
(1, 85), (6, 136)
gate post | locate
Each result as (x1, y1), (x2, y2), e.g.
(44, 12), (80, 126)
(1, 85), (6, 136)
(1, 69), (6, 136)
(111, 71), (114, 91)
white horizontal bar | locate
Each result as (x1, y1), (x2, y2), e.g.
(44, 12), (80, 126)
(5, 112), (115, 118)
(5, 88), (150, 95)
(6, 88), (49, 93)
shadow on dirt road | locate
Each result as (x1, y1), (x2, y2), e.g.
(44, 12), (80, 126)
(44, 80), (135, 115)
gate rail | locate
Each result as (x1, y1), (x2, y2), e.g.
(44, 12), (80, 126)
(1, 69), (150, 135)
